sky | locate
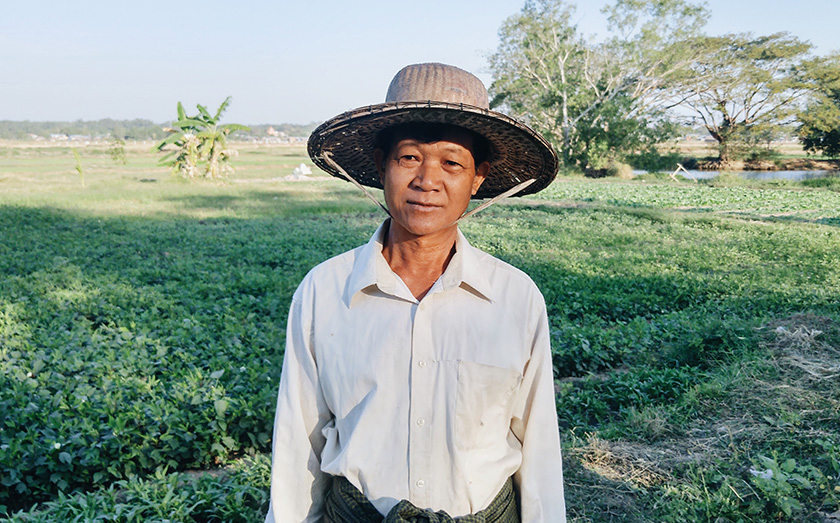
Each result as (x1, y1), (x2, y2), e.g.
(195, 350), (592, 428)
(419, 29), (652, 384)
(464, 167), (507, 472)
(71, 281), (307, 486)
(2, 0), (838, 125)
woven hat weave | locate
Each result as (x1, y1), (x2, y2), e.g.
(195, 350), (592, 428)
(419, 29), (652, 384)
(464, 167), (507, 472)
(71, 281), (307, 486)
(307, 63), (559, 199)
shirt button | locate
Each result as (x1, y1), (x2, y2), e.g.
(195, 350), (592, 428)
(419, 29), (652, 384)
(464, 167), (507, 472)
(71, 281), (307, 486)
(416, 418), (425, 426)
(418, 360), (426, 368)
(416, 479), (425, 488)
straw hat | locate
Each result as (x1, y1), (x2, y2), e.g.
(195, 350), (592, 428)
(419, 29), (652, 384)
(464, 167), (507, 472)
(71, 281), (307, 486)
(307, 63), (559, 199)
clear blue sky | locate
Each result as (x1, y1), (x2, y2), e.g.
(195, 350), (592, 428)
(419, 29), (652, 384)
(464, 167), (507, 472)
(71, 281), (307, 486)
(2, 0), (837, 124)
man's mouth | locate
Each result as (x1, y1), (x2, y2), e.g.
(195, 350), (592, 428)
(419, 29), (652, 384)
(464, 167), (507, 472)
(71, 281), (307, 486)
(407, 200), (441, 208)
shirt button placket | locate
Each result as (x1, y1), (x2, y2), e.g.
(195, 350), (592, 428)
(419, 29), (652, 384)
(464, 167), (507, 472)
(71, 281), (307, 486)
(408, 296), (433, 507)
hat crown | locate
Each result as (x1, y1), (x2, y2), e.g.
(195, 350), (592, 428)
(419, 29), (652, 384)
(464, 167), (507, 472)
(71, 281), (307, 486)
(385, 63), (489, 109)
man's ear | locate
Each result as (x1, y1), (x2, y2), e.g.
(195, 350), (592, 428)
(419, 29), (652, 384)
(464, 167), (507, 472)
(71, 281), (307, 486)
(374, 149), (385, 185)
(472, 161), (489, 195)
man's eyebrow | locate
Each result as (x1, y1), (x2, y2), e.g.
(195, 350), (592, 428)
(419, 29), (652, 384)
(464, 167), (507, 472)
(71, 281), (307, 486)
(439, 143), (473, 155)
(392, 139), (421, 149)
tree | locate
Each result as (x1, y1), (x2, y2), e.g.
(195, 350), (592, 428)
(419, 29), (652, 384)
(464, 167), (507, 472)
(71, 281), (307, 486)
(669, 32), (812, 164)
(798, 53), (840, 158)
(155, 97), (250, 179)
(488, 0), (708, 169)
(109, 137), (127, 165)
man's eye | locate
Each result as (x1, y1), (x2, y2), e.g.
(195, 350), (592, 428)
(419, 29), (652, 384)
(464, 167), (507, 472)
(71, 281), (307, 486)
(444, 160), (463, 168)
(398, 155), (418, 165)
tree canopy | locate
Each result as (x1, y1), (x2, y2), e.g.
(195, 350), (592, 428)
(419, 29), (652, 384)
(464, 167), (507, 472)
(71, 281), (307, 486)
(489, 0), (833, 168)
(799, 53), (840, 158)
(489, 0), (708, 170)
(0, 119), (166, 140)
(669, 32), (812, 163)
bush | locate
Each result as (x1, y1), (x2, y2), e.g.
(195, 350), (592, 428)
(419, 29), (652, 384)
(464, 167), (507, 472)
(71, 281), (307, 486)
(625, 150), (697, 172)
(606, 161), (634, 179)
(800, 174), (840, 191)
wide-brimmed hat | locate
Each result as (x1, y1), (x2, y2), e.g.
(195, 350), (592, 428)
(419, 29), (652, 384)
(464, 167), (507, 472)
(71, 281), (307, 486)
(307, 62), (559, 200)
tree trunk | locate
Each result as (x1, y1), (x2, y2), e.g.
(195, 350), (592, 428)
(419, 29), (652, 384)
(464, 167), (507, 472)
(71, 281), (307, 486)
(718, 139), (730, 164)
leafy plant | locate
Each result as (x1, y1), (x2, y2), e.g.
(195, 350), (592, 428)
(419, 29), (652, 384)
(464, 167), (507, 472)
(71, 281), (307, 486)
(109, 137), (127, 165)
(3, 455), (270, 523)
(71, 148), (84, 187)
(155, 97), (250, 179)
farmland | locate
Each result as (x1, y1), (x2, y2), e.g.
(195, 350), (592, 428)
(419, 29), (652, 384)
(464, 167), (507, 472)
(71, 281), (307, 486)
(1, 142), (839, 522)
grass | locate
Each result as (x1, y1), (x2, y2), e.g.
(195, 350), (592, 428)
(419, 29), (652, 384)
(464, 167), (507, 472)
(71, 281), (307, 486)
(1, 142), (839, 521)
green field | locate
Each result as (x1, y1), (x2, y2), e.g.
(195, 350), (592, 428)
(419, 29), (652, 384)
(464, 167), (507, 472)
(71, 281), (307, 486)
(1, 142), (839, 522)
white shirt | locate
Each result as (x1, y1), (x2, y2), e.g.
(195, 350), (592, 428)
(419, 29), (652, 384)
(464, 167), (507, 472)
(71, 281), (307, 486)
(265, 221), (565, 522)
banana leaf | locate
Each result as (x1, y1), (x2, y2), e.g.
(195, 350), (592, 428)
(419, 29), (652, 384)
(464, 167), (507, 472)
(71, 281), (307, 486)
(172, 118), (206, 129)
(214, 96), (233, 120)
(158, 151), (177, 163)
(196, 104), (213, 122)
(154, 133), (185, 150)
(195, 130), (222, 140)
(220, 123), (251, 133)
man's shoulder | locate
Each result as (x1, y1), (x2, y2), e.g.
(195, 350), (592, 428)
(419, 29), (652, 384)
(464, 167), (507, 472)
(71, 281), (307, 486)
(298, 245), (363, 287)
(465, 244), (543, 298)
(469, 244), (535, 281)
(310, 245), (363, 275)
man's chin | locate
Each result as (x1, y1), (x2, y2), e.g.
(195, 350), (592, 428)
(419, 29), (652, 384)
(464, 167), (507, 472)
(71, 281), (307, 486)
(388, 217), (459, 240)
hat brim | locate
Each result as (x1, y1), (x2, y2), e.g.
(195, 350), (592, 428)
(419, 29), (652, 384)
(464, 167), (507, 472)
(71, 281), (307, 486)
(307, 101), (559, 199)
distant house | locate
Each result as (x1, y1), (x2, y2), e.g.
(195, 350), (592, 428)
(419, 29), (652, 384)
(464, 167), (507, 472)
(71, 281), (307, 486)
(266, 127), (288, 139)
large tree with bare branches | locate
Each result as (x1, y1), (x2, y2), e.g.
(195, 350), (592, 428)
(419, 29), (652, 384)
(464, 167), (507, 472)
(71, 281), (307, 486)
(488, 0), (708, 169)
(670, 32), (812, 164)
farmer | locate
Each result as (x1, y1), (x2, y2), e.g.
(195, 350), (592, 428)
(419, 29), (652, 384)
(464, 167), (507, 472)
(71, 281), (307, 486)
(265, 63), (565, 523)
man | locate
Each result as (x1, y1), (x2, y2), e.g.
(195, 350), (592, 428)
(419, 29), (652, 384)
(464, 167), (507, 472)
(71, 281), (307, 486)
(265, 63), (565, 522)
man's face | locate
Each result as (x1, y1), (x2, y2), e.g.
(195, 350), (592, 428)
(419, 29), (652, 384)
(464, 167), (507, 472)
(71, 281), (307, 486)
(375, 129), (488, 239)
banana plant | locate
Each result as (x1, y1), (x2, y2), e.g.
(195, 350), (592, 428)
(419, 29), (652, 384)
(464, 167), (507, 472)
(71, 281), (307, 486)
(155, 96), (250, 179)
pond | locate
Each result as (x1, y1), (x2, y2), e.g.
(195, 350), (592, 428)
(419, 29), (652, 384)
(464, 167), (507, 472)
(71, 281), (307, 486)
(636, 169), (838, 181)
(685, 169), (837, 181)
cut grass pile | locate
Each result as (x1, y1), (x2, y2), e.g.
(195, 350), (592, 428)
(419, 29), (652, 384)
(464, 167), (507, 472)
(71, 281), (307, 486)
(1, 143), (839, 522)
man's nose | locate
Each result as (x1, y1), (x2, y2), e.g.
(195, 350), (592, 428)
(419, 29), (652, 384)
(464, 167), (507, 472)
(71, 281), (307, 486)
(413, 161), (443, 190)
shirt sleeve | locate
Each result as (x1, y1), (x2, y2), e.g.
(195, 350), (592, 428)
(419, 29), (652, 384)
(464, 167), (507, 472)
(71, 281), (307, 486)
(265, 284), (333, 523)
(510, 293), (566, 523)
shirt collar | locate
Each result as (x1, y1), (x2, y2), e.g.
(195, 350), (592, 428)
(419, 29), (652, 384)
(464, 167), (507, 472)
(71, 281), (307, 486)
(442, 228), (494, 302)
(344, 220), (495, 307)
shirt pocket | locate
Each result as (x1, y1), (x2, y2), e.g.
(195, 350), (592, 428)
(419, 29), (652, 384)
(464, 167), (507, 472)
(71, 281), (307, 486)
(455, 361), (523, 451)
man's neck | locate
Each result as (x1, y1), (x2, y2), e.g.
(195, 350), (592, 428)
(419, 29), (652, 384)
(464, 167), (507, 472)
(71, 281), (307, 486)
(381, 220), (458, 301)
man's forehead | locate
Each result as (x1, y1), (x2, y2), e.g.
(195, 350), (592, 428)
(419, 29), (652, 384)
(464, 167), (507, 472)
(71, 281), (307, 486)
(388, 125), (474, 144)
(391, 134), (475, 151)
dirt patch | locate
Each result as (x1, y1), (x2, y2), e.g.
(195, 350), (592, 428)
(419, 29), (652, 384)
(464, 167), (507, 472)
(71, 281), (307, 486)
(572, 435), (671, 488)
(563, 440), (650, 523)
(779, 158), (840, 171)
(766, 313), (840, 383)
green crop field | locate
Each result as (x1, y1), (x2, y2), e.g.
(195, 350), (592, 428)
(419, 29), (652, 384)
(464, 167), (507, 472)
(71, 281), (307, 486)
(1, 142), (839, 522)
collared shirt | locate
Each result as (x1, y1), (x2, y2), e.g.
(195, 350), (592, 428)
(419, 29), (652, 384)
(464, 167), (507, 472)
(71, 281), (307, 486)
(265, 221), (565, 523)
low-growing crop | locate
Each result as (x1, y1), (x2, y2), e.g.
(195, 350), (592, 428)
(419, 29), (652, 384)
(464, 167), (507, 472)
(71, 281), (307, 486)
(555, 366), (702, 429)
(0, 205), (378, 511)
(4, 455), (270, 523)
(2, 143), (840, 521)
